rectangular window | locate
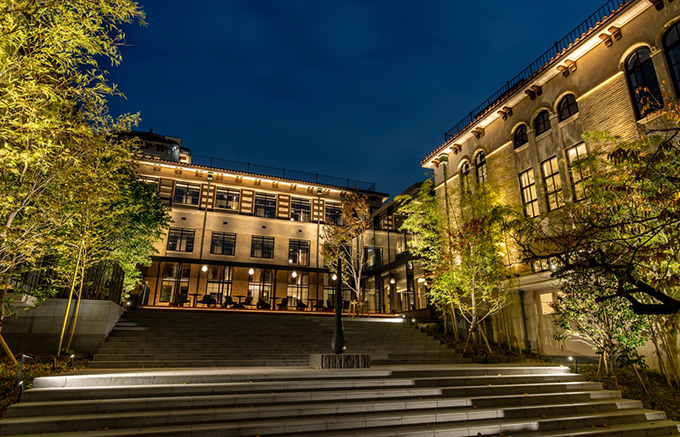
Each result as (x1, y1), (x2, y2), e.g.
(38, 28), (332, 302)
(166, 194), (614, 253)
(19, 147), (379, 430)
(210, 232), (236, 256)
(291, 197), (311, 222)
(173, 182), (200, 206)
(254, 193), (277, 218)
(160, 262), (190, 303)
(286, 271), (309, 305)
(215, 188), (240, 210)
(251, 236), (275, 259)
(565, 143), (590, 201)
(325, 202), (343, 225)
(288, 239), (310, 265)
(364, 246), (382, 269)
(167, 228), (195, 252)
(542, 156), (564, 212)
(519, 169), (540, 218)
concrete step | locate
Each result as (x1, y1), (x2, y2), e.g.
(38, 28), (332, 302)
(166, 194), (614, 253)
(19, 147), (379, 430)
(0, 397), (649, 435)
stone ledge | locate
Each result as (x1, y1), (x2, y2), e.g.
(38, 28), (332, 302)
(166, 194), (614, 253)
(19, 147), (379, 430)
(310, 354), (370, 369)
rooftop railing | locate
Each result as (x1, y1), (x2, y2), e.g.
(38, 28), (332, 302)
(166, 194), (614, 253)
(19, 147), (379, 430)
(443, 0), (632, 142)
(139, 151), (378, 192)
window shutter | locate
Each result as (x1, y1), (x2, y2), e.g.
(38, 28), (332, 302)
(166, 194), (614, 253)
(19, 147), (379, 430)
(158, 179), (175, 204)
(240, 189), (254, 214)
(277, 194), (291, 219)
(199, 183), (216, 210)
(312, 199), (325, 222)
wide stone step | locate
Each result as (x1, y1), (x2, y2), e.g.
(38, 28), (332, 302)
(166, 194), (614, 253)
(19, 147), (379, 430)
(0, 397), (648, 435)
(0, 407), (667, 436)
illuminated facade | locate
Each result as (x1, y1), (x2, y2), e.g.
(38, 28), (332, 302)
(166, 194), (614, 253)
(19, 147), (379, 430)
(421, 0), (680, 357)
(132, 131), (419, 313)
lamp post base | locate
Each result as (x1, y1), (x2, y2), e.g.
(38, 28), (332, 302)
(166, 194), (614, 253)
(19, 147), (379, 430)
(310, 354), (370, 369)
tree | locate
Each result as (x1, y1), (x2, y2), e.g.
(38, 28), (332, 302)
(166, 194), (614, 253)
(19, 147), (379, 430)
(398, 179), (513, 352)
(321, 192), (371, 311)
(551, 273), (651, 378)
(0, 0), (145, 337)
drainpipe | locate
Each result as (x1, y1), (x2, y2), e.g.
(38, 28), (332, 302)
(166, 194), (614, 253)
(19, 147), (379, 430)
(517, 289), (531, 352)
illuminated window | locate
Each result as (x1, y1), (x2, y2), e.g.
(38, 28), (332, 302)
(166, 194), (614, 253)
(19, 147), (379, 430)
(565, 143), (590, 201)
(251, 236), (275, 259)
(664, 21), (680, 97)
(539, 292), (554, 315)
(534, 110), (551, 136)
(291, 197), (311, 222)
(364, 246), (383, 269)
(460, 161), (471, 193)
(474, 151), (487, 185)
(625, 47), (663, 119)
(254, 193), (276, 218)
(519, 169), (539, 218)
(215, 188), (239, 210)
(210, 232), (236, 255)
(173, 182), (200, 206)
(167, 228), (195, 252)
(542, 156), (564, 212)
(288, 239), (310, 265)
(325, 202), (342, 225)
(557, 94), (579, 121)
(514, 124), (528, 148)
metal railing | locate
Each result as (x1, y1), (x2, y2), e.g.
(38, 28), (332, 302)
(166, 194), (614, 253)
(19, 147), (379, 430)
(139, 151), (377, 192)
(443, 0), (632, 141)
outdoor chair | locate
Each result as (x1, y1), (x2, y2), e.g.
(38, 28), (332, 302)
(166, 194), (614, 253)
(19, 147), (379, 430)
(313, 299), (325, 311)
(197, 294), (217, 308)
(296, 299), (307, 311)
(277, 297), (289, 310)
(175, 294), (190, 307)
(242, 296), (256, 309)
(256, 299), (271, 310)
(222, 295), (236, 308)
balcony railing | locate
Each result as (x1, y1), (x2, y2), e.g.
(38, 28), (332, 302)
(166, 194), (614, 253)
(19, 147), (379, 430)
(443, 0), (632, 142)
(139, 151), (377, 192)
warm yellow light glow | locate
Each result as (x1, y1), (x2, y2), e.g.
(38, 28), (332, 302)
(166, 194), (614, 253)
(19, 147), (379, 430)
(292, 271), (298, 278)
(331, 274), (337, 281)
(248, 268), (255, 275)
(201, 265), (208, 272)
(577, 72), (624, 102)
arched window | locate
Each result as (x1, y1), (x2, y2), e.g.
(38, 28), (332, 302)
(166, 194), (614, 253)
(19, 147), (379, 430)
(460, 161), (471, 193)
(534, 110), (551, 136)
(474, 151), (487, 185)
(557, 94), (579, 121)
(514, 125), (528, 148)
(625, 47), (663, 119)
(664, 21), (680, 97)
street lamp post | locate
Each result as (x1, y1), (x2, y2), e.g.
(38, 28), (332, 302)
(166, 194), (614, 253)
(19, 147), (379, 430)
(195, 173), (213, 301)
(316, 188), (322, 303)
(331, 258), (345, 354)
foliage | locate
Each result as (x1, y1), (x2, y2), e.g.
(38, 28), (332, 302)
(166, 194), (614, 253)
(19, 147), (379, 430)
(321, 192), (371, 304)
(398, 179), (512, 350)
(551, 274), (651, 372)
(0, 0), (149, 329)
(0, 353), (89, 418)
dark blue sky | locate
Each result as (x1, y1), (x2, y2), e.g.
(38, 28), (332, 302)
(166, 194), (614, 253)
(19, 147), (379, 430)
(108, 0), (603, 197)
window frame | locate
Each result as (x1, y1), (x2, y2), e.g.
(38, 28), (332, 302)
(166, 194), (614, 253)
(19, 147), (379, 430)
(166, 228), (195, 252)
(541, 156), (564, 212)
(474, 151), (487, 185)
(513, 125), (529, 149)
(534, 110), (551, 136)
(254, 192), (277, 218)
(664, 21), (680, 98)
(325, 202), (343, 225)
(625, 47), (663, 120)
(210, 231), (237, 256)
(288, 239), (311, 266)
(459, 161), (471, 193)
(251, 235), (275, 259)
(557, 94), (579, 121)
(565, 143), (590, 202)
(173, 182), (201, 206)
(290, 197), (312, 222)
(519, 169), (540, 218)
(214, 187), (240, 211)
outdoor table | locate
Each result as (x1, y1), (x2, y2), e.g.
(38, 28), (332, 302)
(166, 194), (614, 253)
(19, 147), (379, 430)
(188, 293), (200, 307)
(270, 296), (281, 310)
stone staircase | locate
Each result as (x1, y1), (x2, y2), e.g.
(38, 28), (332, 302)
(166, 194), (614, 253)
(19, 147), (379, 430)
(89, 309), (467, 368)
(2, 366), (678, 436)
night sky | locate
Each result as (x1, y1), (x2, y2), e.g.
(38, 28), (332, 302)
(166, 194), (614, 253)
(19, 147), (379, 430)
(108, 0), (604, 198)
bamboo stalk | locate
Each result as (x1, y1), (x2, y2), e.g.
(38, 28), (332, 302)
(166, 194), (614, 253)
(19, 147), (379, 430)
(57, 241), (83, 354)
(0, 334), (17, 366)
